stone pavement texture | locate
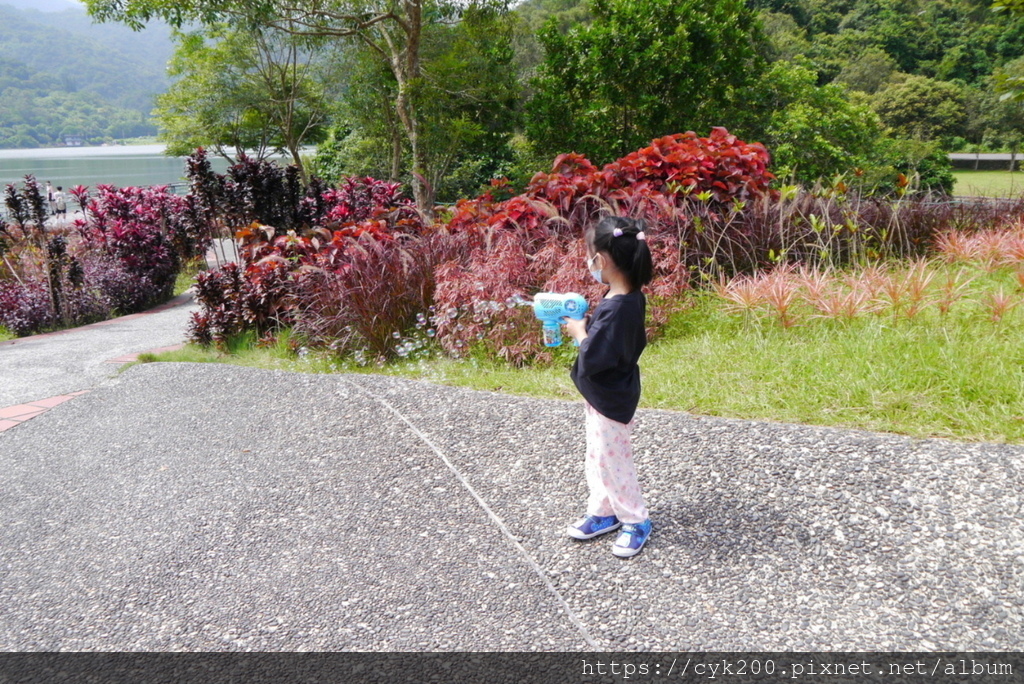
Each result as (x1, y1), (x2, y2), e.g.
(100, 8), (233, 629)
(1, 297), (1023, 651)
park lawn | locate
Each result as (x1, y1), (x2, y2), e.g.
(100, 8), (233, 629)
(952, 169), (1024, 197)
(384, 289), (1024, 444)
(142, 264), (1024, 444)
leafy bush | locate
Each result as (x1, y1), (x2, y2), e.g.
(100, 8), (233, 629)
(0, 177), (200, 337)
(0, 279), (54, 336)
(76, 185), (184, 313)
(187, 261), (292, 347)
(433, 128), (775, 364)
(186, 169), (436, 356)
(292, 231), (457, 359)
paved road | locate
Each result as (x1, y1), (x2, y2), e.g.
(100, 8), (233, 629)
(0, 293), (196, 408)
(1, 300), (1023, 651)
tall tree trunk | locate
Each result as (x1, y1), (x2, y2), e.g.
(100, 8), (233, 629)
(289, 143), (306, 182)
(390, 126), (402, 182)
(392, 0), (434, 219)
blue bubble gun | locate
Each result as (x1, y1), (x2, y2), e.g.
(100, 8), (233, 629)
(532, 292), (589, 347)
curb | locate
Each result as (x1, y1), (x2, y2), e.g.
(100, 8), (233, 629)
(0, 391), (90, 433)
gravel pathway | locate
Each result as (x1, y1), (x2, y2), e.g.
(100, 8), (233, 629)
(1, 361), (1021, 650)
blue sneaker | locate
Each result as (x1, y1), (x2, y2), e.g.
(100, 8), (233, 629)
(567, 514), (621, 540)
(611, 519), (653, 558)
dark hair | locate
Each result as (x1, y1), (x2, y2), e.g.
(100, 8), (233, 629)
(588, 216), (653, 288)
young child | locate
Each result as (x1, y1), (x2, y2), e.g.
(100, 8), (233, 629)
(563, 215), (654, 558)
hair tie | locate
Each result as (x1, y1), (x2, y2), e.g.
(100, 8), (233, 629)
(636, 231), (646, 241)
(612, 228), (623, 237)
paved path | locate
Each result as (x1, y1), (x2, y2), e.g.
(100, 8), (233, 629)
(0, 293), (195, 412)
(1, 300), (1023, 651)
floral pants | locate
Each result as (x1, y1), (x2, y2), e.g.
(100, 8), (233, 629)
(583, 402), (648, 524)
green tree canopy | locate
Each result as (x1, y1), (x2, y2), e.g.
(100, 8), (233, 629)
(84, 0), (514, 214)
(525, 0), (768, 164)
(871, 75), (968, 142)
(308, 2), (520, 201)
(155, 25), (337, 177)
(754, 60), (883, 182)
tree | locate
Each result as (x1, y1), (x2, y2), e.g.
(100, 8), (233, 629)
(871, 75), (968, 143)
(85, 0), (511, 216)
(758, 10), (813, 62)
(752, 60), (883, 182)
(994, 0), (1024, 100)
(306, 2), (520, 201)
(833, 47), (899, 93)
(155, 25), (335, 178)
(994, 0), (1024, 12)
(510, 0), (590, 76)
(525, 0), (768, 164)
(154, 28), (276, 163)
(965, 64), (1024, 159)
(415, 2), (520, 200)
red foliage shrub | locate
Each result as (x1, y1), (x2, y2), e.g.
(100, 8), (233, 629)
(1, 180), (198, 336)
(188, 261), (292, 346)
(187, 173), (437, 356)
(76, 185), (182, 313)
(0, 279), (54, 336)
(434, 128), (775, 363)
(292, 231), (457, 359)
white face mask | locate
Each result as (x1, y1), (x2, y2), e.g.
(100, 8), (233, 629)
(587, 253), (603, 284)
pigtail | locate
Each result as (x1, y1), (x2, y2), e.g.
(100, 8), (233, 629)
(629, 219), (653, 287)
(592, 216), (654, 289)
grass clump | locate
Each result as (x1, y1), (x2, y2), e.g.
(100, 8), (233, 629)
(173, 258), (204, 297)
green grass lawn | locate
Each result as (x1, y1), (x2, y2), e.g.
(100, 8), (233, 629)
(141, 263), (1024, 444)
(952, 169), (1024, 197)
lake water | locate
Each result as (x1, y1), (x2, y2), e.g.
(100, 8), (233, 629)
(0, 144), (232, 192)
(3, 144), (977, 195)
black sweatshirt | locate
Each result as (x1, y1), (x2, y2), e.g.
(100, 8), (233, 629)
(570, 289), (647, 424)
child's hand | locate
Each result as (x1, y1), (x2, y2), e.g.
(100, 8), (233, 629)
(563, 315), (589, 342)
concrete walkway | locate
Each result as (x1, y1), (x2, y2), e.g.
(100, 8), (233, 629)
(0, 292), (195, 420)
(1, 299), (1023, 651)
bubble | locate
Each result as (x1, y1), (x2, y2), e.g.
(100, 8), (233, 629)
(392, 331), (401, 339)
(427, 328), (436, 337)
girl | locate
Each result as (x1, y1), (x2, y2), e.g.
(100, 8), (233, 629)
(563, 216), (654, 558)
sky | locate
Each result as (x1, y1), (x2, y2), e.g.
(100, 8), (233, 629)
(2, 0), (82, 12)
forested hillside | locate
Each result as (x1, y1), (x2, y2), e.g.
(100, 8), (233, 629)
(0, 2), (173, 148)
(750, 0), (1024, 149)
